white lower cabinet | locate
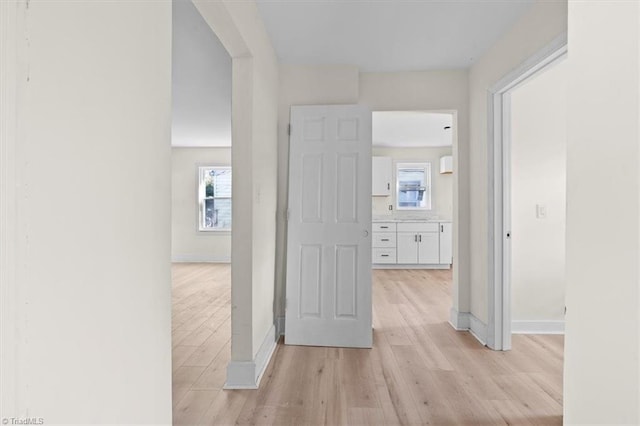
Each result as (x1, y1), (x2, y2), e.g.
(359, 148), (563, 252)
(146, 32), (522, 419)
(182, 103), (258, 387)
(397, 232), (439, 264)
(439, 222), (453, 264)
(373, 248), (396, 264)
(372, 222), (397, 264)
(418, 232), (439, 264)
(373, 221), (452, 268)
(397, 233), (418, 264)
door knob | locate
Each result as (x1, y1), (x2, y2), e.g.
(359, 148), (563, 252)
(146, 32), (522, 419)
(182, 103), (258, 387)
(363, 230), (369, 237)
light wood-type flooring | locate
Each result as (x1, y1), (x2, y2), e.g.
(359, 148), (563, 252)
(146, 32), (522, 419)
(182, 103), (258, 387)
(172, 264), (563, 425)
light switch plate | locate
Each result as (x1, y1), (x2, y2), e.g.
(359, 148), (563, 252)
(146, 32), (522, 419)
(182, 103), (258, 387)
(536, 204), (547, 219)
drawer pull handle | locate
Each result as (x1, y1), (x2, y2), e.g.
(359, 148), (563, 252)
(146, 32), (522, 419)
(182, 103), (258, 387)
(380, 226), (389, 229)
(381, 238), (389, 241)
(381, 254), (389, 257)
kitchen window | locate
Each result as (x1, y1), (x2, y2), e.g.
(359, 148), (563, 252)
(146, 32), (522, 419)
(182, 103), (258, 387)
(396, 162), (431, 210)
(198, 166), (231, 231)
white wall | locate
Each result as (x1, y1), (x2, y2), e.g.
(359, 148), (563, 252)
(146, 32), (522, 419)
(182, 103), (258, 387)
(468, 0), (567, 324)
(172, 0), (232, 147)
(1, 1), (172, 423)
(372, 146), (453, 220)
(274, 67), (469, 320)
(510, 59), (567, 325)
(564, 2), (640, 423)
(171, 147), (232, 262)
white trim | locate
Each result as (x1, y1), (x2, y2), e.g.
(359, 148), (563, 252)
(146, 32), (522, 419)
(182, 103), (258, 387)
(448, 308), (470, 330)
(1, 0), (19, 416)
(469, 315), (488, 346)
(487, 33), (567, 351)
(512, 320), (565, 335)
(447, 309), (487, 346)
(275, 316), (285, 337)
(224, 325), (277, 389)
(373, 264), (450, 270)
(171, 255), (231, 263)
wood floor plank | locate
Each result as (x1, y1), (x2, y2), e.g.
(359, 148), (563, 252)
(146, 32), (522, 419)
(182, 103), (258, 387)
(172, 264), (564, 425)
(173, 389), (217, 426)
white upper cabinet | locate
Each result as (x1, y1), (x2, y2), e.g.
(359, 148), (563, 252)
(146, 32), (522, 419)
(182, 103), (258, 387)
(372, 156), (392, 196)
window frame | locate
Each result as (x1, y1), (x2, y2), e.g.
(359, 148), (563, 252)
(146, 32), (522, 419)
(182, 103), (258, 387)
(395, 162), (432, 211)
(197, 165), (232, 232)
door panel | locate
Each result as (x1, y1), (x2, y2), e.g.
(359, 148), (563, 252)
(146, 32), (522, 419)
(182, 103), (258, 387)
(335, 245), (358, 318)
(299, 245), (322, 317)
(336, 153), (358, 223)
(301, 154), (323, 223)
(285, 105), (372, 348)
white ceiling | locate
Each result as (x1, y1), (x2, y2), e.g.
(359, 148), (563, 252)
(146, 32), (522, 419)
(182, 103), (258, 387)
(256, 0), (534, 72)
(172, 0), (232, 147)
(373, 111), (452, 148)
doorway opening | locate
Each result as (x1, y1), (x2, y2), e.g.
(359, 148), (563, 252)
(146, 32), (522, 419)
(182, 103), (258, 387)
(170, 0), (233, 415)
(487, 34), (567, 350)
(371, 110), (457, 325)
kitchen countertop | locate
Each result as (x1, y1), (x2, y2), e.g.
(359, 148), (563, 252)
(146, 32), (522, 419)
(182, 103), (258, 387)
(372, 218), (452, 223)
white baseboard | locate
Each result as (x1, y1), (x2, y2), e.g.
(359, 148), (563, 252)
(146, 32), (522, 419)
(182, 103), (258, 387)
(449, 307), (470, 330)
(448, 308), (487, 346)
(373, 264), (451, 270)
(224, 325), (277, 389)
(275, 316), (285, 337)
(171, 254), (231, 263)
(512, 320), (565, 334)
(469, 315), (488, 345)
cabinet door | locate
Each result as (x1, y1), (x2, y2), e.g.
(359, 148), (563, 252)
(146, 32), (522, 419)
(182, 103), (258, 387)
(418, 232), (439, 264)
(372, 156), (392, 196)
(397, 233), (418, 264)
(439, 223), (452, 264)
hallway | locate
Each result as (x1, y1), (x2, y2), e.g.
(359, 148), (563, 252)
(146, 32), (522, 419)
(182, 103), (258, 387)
(172, 264), (563, 425)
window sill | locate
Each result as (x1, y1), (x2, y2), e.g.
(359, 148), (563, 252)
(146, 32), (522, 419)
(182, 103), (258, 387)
(198, 229), (232, 234)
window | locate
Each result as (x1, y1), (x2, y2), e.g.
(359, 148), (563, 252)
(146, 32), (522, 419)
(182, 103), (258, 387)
(396, 162), (431, 210)
(198, 166), (231, 231)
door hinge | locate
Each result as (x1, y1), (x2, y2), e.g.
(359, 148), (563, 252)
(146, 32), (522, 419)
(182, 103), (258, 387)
(286, 209), (290, 221)
(288, 124), (291, 135)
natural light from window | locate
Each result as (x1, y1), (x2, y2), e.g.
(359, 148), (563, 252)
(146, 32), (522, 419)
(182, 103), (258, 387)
(198, 166), (231, 231)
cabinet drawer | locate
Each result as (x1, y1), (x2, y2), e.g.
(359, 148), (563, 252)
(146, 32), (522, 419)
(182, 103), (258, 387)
(397, 222), (439, 233)
(372, 222), (396, 232)
(373, 232), (396, 248)
(373, 248), (397, 264)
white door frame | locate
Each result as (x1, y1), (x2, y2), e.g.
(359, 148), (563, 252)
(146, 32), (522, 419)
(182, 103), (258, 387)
(486, 33), (567, 351)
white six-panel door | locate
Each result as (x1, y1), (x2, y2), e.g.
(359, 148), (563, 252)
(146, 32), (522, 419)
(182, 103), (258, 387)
(285, 105), (372, 348)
